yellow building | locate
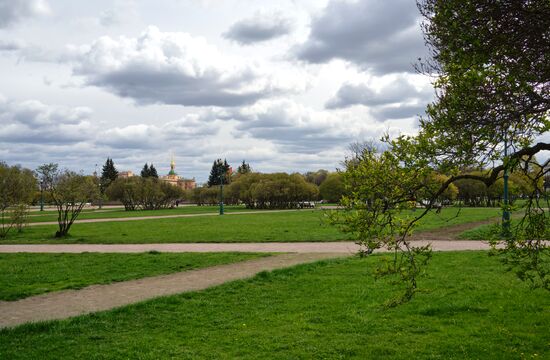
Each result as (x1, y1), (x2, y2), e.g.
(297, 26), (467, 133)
(161, 158), (196, 190)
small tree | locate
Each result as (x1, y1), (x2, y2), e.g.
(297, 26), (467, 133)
(46, 169), (99, 237)
(0, 163), (36, 238)
(100, 158), (118, 191)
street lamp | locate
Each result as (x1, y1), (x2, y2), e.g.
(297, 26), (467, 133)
(502, 136), (511, 237)
(219, 173), (225, 215)
(39, 179), (44, 212)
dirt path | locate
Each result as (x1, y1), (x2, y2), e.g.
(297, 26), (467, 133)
(26, 209), (302, 227)
(0, 253), (343, 329)
(410, 218), (498, 241)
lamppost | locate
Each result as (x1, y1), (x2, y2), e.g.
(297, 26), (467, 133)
(502, 136), (511, 236)
(219, 173), (225, 215)
(39, 179), (44, 212)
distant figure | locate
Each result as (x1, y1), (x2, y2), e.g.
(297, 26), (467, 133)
(175, 200), (180, 207)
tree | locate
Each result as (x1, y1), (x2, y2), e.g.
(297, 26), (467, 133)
(141, 163), (159, 178)
(100, 158), (118, 191)
(319, 173), (344, 203)
(107, 177), (184, 210)
(149, 164), (159, 178)
(0, 162), (36, 238)
(207, 159), (230, 186)
(141, 163), (150, 178)
(44, 168), (99, 237)
(36, 163), (58, 211)
(237, 160), (251, 175)
(331, 0), (550, 303)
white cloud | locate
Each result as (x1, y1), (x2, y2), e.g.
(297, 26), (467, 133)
(70, 26), (304, 107)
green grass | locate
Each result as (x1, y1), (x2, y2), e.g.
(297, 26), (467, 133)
(460, 223), (502, 240)
(1, 251), (548, 359)
(3, 207), (502, 244)
(25, 205), (253, 223)
(0, 252), (269, 301)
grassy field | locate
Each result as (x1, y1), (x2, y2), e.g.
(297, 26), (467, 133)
(2, 207), (502, 244)
(25, 205), (252, 223)
(0, 252), (268, 301)
(1, 251), (548, 359)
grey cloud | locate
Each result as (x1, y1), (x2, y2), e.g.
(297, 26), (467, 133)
(72, 27), (295, 107)
(230, 100), (358, 153)
(0, 0), (49, 28)
(326, 77), (432, 120)
(224, 12), (294, 45)
(0, 96), (93, 144)
(295, 0), (425, 74)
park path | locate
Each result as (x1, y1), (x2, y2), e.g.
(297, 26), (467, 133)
(26, 209), (302, 226)
(0, 240), (496, 254)
(0, 252), (343, 329)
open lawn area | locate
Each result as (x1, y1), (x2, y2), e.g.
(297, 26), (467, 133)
(3, 207), (502, 244)
(1, 251), (548, 359)
(24, 205), (253, 223)
(0, 252), (268, 301)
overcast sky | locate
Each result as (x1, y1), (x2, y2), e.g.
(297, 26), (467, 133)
(0, 0), (436, 183)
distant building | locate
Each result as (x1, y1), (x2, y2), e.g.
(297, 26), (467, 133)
(119, 171), (134, 178)
(161, 158), (196, 190)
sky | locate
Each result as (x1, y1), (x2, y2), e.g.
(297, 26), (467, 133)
(0, 0), (435, 183)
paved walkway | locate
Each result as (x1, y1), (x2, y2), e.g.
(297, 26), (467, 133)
(0, 240), (496, 254)
(0, 252), (343, 329)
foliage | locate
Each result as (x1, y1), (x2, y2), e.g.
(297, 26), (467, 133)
(0, 163), (36, 238)
(141, 163), (159, 178)
(227, 172), (318, 209)
(44, 169), (99, 237)
(207, 158), (231, 186)
(318, 172), (344, 203)
(100, 158), (118, 192)
(106, 177), (184, 210)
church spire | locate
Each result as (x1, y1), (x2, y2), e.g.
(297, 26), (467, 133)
(168, 154), (177, 176)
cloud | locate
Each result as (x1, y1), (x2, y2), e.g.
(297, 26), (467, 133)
(325, 76), (432, 120)
(0, 95), (93, 144)
(223, 11), (294, 45)
(0, 38), (24, 51)
(70, 26), (302, 107)
(295, 0), (425, 74)
(0, 0), (50, 28)
(98, 0), (138, 27)
(97, 115), (219, 149)
(228, 99), (382, 154)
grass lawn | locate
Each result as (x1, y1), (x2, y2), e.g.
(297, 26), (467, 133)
(2, 207), (502, 244)
(0, 252), (269, 301)
(25, 205), (252, 223)
(1, 251), (548, 359)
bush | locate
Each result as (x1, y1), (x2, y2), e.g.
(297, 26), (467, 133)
(107, 177), (184, 211)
